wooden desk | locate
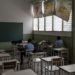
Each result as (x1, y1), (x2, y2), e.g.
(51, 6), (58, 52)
(2, 69), (37, 75)
(0, 53), (10, 57)
(41, 56), (61, 75)
(53, 47), (67, 51)
(0, 49), (5, 53)
(16, 42), (27, 47)
(53, 47), (69, 64)
(30, 52), (46, 57)
(0, 53), (11, 61)
(0, 59), (20, 70)
(41, 56), (61, 62)
(53, 47), (68, 55)
(59, 64), (75, 75)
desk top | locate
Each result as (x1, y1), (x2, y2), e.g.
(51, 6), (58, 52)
(0, 59), (20, 65)
(48, 45), (53, 48)
(16, 42), (27, 47)
(2, 69), (37, 75)
(30, 52), (46, 55)
(0, 53), (10, 57)
(0, 49), (5, 52)
(60, 64), (75, 73)
(33, 58), (41, 62)
(53, 47), (68, 51)
(41, 56), (61, 62)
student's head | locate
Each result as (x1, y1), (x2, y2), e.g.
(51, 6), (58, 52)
(57, 36), (61, 40)
(28, 39), (32, 43)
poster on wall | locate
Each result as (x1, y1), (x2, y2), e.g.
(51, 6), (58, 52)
(44, 0), (55, 16)
(33, 2), (42, 18)
(55, 0), (72, 21)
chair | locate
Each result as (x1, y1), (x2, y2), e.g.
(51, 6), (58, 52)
(30, 52), (47, 73)
(53, 48), (69, 64)
(2, 60), (17, 72)
(45, 57), (64, 75)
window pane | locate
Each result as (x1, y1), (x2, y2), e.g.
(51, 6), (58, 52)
(53, 16), (62, 31)
(45, 16), (52, 31)
(33, 18), (38, 31)
(63, 12), (72, 31)
(39, 17), (44, 31)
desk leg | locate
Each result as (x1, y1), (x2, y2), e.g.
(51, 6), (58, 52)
(69, 73), (71, 75)
(59, 68), (61, 75)
(59, 68), (64, 75)
(51, 47), (52, 56)
(17, 63), (20, 70)
(58, 51), (60, 56)
(41, 60), (43, 75)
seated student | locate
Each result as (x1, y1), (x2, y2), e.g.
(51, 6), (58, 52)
(25, 39), (34, 54)
(54, 36), (64, 48)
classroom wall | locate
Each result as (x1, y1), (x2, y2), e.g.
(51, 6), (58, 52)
(0, 0), (32, 34)
(0, 0), (33, 49)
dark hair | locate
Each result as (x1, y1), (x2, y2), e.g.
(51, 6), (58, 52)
(57, 36), (61, 40)
(28, 39), (32, 43)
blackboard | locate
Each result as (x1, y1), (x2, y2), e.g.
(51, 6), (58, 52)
(0, 22), (23, 42)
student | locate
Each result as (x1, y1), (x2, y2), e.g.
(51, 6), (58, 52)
(25, 39), (34, 54)
(54, 36), (64, 48)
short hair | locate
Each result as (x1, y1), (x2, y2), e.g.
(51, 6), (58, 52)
(28, 39), (32, 43)
(57, 36), (61, 40)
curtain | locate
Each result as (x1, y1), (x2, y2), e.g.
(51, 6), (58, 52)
(55, 0), (72, 21)
(32, 0), (72, 21)
(33, 2), (43, 18)
(44, 0), (55, 16)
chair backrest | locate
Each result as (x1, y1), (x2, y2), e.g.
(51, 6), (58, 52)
(3, 60), (16, 71)
(31, 52), (46, 58)
(52, 57), (64, 66)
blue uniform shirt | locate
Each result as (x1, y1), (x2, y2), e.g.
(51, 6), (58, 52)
(54, 40), (64, 48)
(25, 43), (34, 52)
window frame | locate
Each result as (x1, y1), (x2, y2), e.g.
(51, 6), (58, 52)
(32, 13), (72, 32)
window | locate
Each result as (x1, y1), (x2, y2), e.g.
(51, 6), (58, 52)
(33, 18), (38, 31)
(32, 0), (72, 32)
(63, 12), (72, 31)
(53, 16), (62, 31)
(39, 17), (44, 31)
(45, 16), (52, 31)
(33, 12), (72, 32)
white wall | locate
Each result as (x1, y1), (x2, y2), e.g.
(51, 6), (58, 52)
(0, 0), (32, 34)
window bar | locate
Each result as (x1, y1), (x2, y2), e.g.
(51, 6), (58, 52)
(44, 17), (46, 31)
